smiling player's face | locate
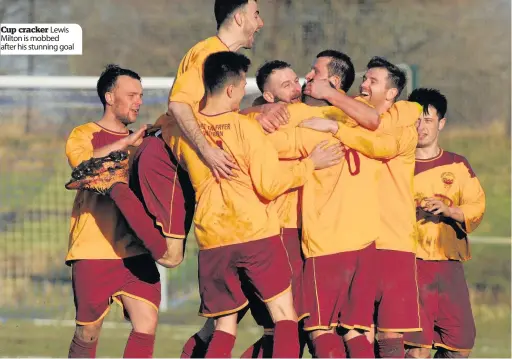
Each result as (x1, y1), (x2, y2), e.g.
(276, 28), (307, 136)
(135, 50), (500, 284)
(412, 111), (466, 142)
(265, 67), (302, 104)
(109, 75), (143, 125)
(241, 0), (263, 49)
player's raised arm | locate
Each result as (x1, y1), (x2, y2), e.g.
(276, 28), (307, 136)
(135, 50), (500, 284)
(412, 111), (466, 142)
(302, 50), (380, 131)
(304, 79), (380, 130)
(244, 121), (342, 201)
(168, 67), (238, 180)
(299, 117), (399, 159)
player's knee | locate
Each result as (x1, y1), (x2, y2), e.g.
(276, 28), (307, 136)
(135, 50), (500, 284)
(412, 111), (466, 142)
(265, 291), (297, 322)
(157, 239), (185, 268)
(130, 307), (158, 335)
(365, 327), (376, 344)
(75, 322), (102, 342)
(165, 251), (184, 268)
(215, 314), (238, 336)
(406, 347), (431, 358)
(310, 328), (335, 341)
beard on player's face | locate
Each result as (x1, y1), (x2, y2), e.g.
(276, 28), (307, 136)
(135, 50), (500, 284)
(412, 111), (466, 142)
(114, 103), (138, 125)
(274, 88), (302, 104)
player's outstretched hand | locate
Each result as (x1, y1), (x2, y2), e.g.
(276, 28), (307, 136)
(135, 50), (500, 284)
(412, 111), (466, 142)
(65, 151), (129, 195)
(299, 117), (339, 134)
(303, 79), (336, 100)
(255, 113), (280, 133)
(263, 102), (290, 124)
(308, 140), (344, 170)
(124, 124), (149, 147)
(201, 145), (238, 181)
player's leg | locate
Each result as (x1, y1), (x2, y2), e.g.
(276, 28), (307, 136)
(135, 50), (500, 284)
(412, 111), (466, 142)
(198, 246), (249, 358)
(205, 314), (238, 358)
(239, 273), (275, 359)
(241, 228), (304, 359)
(108, 183), (169, 263)
(284, 228), (313, 358)
(302, 253), (358, 358)
(308, 328), (346, 358)
(239, 236), (299, 358)
(264, 288), (301, 358)
(68, 259), (123, 358)
(121, 296), (158, 358)
(433, 349), (471, 358)
(115, 254), (161, 358)
(375, 249), (421, 358)
(403, 259), (438, 358)
(69, 321), (104, 358)
(406, 347), (432, 358)
(181, 318), (216, 358)
(432, 261), (475, 358)
(340, 243), (378, 358)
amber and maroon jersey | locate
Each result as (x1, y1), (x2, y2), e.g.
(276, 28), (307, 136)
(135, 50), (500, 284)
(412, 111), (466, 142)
(414, 149), (486, 261)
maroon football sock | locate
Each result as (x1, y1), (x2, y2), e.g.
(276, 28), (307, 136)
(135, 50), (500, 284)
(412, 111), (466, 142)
(181, 333), (209, 358)
(68, 334), (98, 358)
(273, 320), (300, 358)
(205, 330), (236, 358)
(345, 335), (374, 358)
(123, 330), (155, 358)
(378, 337), (406, 358)
(110, 183), (167, 260)
(313, 332), (346, 358)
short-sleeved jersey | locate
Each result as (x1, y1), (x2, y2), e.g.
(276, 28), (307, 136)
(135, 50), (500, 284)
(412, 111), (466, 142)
(414, 150), (486, 261)
(333, 101), (423, 253)
(268, 102), (382, 257)
(130, 136), (195, 240)
(64, 122), (146, 264)
(160, 111), (315, 250)
(169, 36), (229, 108)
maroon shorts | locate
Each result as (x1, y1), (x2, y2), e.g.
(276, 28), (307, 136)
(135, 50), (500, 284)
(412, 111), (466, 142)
(198, 236), (292, 318)
(374, 249), (421, 332)
(72, 254), (161, 325)
(404, 260), (476, 351)
(242, 228), (306, 328)
(302, 243), (377, 332)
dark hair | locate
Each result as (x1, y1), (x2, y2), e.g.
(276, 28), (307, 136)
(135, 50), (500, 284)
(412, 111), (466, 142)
(215, 0), (250, 30)
(408, 88), (447, 119)
(252, 95), (268, 106)
(97, 64), (140, 109)
(255, 60), (291, 93)
(316, 50), (355, 92)
(366, 56), (406, 99)
(204, 52), (251, 95)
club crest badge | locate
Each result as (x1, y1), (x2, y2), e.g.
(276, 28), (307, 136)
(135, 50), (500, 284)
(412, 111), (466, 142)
(441, 172), (455, 187)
